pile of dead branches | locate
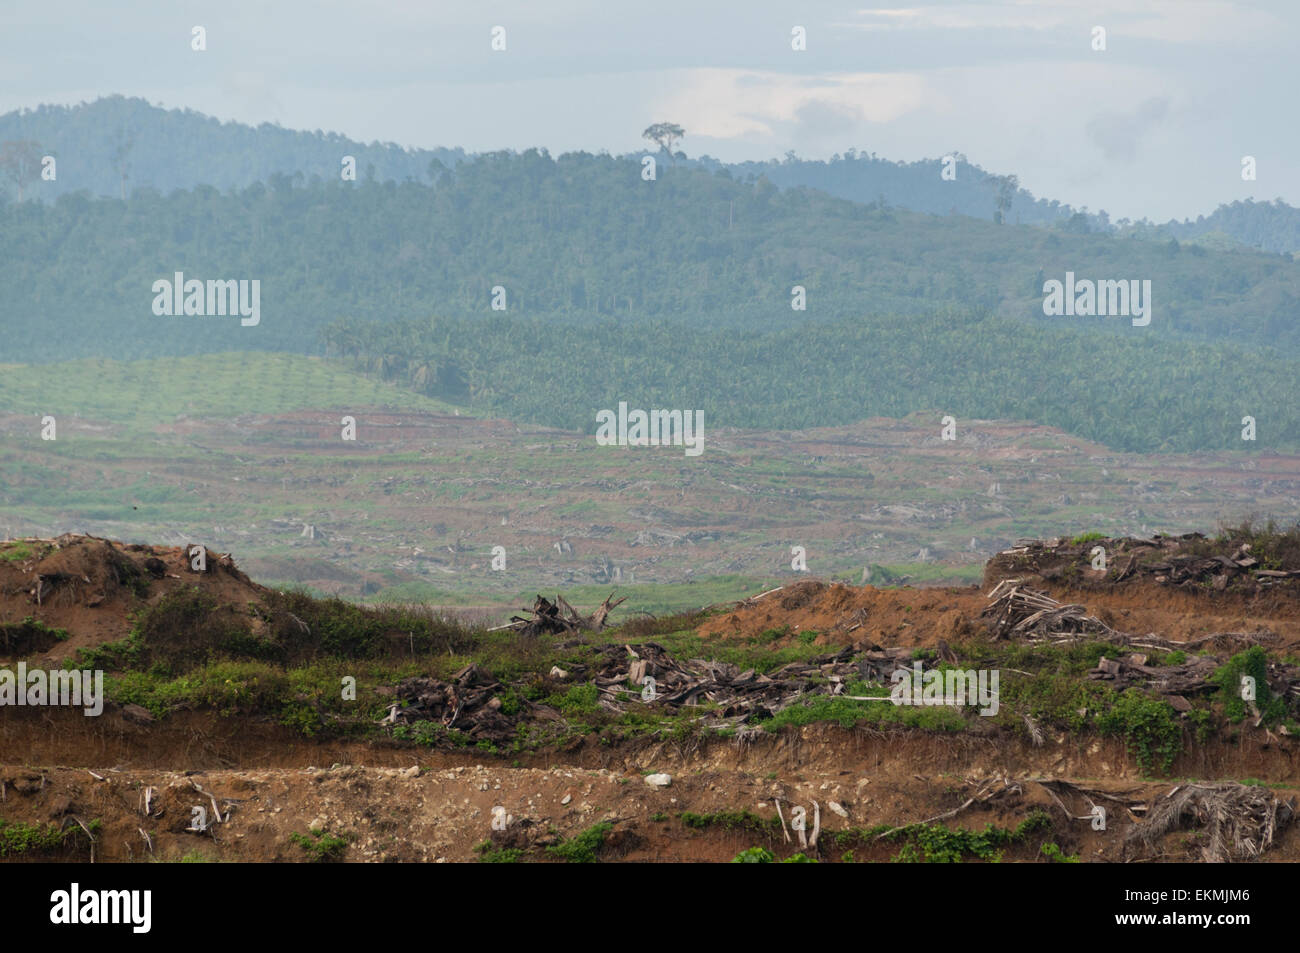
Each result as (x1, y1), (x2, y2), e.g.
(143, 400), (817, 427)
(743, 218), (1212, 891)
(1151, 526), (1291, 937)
(1092, 648), (1300, 716)
(377, 640), (949, 744)
(981, 580), (1124, 642)
(1126, 782), (1295, 863)
(986, 535), (1300, 593)
(1143, 545), (1300, 591)
(1089, 653), (1221, 711)
(380, 663), (522, 744)
(555, 642), (893, 727)
(1038, 779), (1147, 825)
(493, 593), (627, 637)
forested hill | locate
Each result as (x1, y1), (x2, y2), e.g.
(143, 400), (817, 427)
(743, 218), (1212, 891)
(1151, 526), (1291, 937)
(1161, 199), (1300, 256)
(0, 96), (467, 200)
(0, 98), (1080, 224)
(706, 155), (1300, 254)
(695, 151), (1109, 231)
(3, 150), (1300, 365)
(6, 97), (1300, 254)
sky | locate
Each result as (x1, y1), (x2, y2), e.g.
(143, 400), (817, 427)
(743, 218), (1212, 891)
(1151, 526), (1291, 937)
(1, 0), (1296, 221)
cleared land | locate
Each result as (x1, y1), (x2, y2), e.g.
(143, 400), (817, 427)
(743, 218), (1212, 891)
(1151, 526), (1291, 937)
(2, 354), (1298, 613)
(3, 530), (1300, 863)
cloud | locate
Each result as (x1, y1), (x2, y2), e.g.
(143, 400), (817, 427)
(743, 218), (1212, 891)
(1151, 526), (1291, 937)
(792, 99), (866, 142)
(220, 72), (285, 124)
(655, 68), (929, 141)
(1085, 97), (1170, 162)
(844, 0), (1286, 47)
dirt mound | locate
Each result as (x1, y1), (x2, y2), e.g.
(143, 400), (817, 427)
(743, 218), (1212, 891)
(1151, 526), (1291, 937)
(696, 540), (1300, 656)
(0, 535), (275, 664)
(697, 579), (984, 650)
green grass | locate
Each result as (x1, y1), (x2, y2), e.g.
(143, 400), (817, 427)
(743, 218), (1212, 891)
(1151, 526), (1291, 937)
(680, 810), (780, 833)
(0, 616), (70, 654)
(1186, 518), (1300, 572)
(758, 692), (968, 732)
(179, 848), (219, 862)
(288, 829), (351, 862)
(0, 540), (36, 562)
(586, 619), (830, 677)
(884, 811), (1052, 863)
(474, 840), (524, 863)
(1040, 842), (1081, 863)
(545, 821), (613, 863)
(545, 682), (600, 716)
(0, 353), (467, 432)
(0, 817), (98, 857)
(79, 585), (481, 677)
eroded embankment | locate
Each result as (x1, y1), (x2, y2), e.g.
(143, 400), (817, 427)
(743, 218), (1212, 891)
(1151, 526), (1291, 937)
(4, 708), (1300, 782)
(2, 725), (1298, 864)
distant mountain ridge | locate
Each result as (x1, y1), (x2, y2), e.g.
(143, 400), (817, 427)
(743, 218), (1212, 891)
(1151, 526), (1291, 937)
(0, 95), (468, 200)
(2, 96), (1297, 253)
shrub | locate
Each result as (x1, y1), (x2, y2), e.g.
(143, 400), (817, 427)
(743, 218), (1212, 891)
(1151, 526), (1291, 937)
(1095, 689), (1182, 774)
(288, 829), (350, 862)
(1213, 646), (1288, 726)
(886, 811), (1051, 863)
(474, 840), (524, 863)
(546, 822), (612, 863)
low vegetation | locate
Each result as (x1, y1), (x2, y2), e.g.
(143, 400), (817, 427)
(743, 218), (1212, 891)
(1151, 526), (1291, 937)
(545, 822), (613, 863)
(0, 817), (98, 858)
(288, 829), (351, 862)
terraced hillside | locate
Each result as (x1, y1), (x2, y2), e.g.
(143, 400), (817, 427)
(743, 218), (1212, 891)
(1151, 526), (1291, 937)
(3, 355), (1299, 613)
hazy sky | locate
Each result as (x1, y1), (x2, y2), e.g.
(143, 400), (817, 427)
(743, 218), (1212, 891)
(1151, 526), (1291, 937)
(2, 0), (1296, 221)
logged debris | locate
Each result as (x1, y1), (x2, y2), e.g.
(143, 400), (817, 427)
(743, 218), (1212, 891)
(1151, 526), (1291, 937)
(379, 639), (931, 743)
(980, 579), (1290, 658)
(985, 534), (1300, 594)
(496, 593), (628, 637)
(1089, 649), (1300, 715)
(383, 664), (523, 744)
(983, 581), (1300, 713)
(981, 580), (1124, 642)
(1088, 653), (1220, 711)
(1125, 782), (1295, 863)
(575, 642), (914, 725)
